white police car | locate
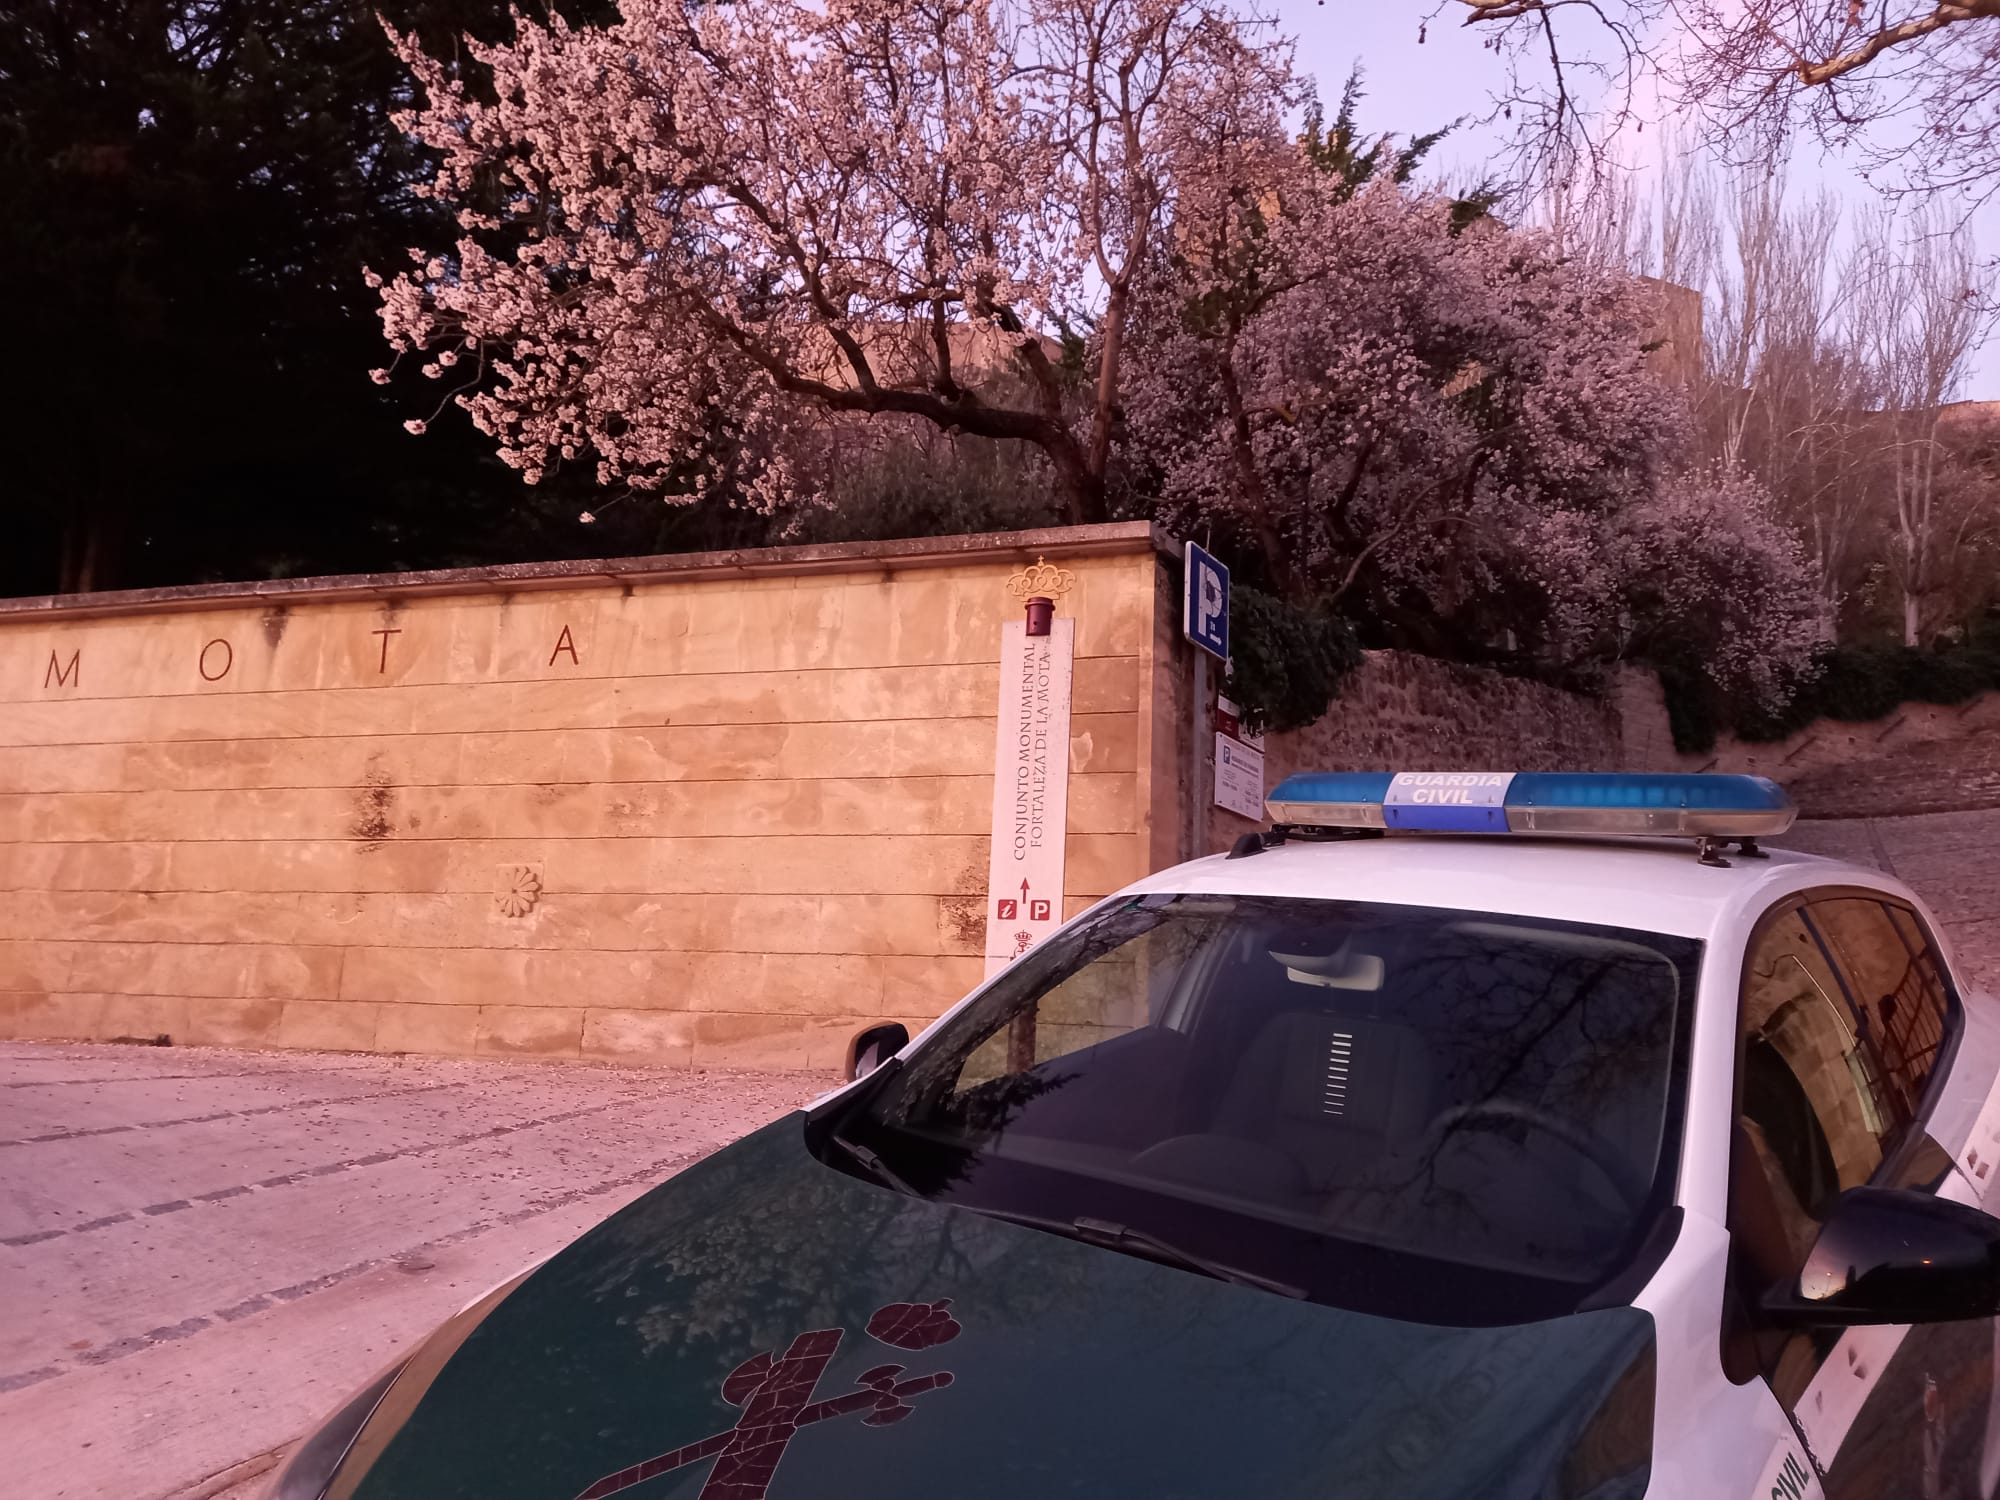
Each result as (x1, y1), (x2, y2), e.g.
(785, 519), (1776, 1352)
(270, 772), (2000, 1500)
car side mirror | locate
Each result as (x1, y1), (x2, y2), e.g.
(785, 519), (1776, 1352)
(1762, 1185), (2000, 1327)
(847, 1023), (909, 1081)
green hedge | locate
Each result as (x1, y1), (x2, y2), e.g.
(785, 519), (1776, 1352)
(1663, 638), (2000, 753)
(1222, 586), (1362, 735)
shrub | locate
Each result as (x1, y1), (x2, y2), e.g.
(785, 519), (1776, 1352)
(1222, 586), (1361, 734)
(1666, 639), (2000, 751)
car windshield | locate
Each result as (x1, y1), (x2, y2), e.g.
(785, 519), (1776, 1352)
(820, 892), (1701, 1325)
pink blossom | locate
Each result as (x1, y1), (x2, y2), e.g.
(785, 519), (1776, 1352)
(1123, 167), (1818, 700)
(374, 0), (1297, 519)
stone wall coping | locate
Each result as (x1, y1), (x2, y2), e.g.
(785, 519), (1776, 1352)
(0, 521), (1168, 623)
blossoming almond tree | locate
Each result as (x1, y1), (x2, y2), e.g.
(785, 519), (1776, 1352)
(1616, 468), (1823, 709)
(376, 0), (1290, 521)
(1123, 165), (1820, 701)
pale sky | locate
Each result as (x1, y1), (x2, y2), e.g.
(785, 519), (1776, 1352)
(1274, 2), (2000, 399)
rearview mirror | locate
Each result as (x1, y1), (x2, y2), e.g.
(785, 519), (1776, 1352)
(847, 1023), (909, 1081)
(1763, 1186), (2000, 1327)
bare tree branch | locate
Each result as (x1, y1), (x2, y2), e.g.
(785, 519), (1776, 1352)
(1447, 1), (2000, 211)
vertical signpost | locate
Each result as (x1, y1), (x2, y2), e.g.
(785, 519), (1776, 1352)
(1182, 543), (1231, 857)
(983, 612), (1075, 980)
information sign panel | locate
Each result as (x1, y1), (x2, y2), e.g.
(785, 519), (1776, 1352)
(984, 618), (1075, 975)
(1214, 732), (1265, 821)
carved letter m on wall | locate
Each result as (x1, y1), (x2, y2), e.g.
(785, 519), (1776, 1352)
(45, 649), (79, 689)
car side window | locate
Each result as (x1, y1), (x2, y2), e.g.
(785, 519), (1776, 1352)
(1726, 891), (1964, 1397)
(1737, 906), (1885, 1262)
(1803, 896), (1956, 1157)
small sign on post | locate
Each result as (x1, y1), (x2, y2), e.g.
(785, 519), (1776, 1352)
(1182, 543), (1230, 660)
(1213, 693), (1264, 752)
(1213, 733), (1265, 821)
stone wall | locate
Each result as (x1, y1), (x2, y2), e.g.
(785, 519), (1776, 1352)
(1609, 666), (1680, 772)
(1611, 664), (2000, 817)
(1200, 650), (1626, 851)
(13, 513), (1992, 1070)
(1273, 650), (1624, 774)
(0, 526), (1171, 1069)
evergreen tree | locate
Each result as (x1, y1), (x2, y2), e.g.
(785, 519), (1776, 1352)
(0, 0), (642, 596)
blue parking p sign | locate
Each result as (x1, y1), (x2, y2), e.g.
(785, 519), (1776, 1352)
(1183, 543), (1229, 661)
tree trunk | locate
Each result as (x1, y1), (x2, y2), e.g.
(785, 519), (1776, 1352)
(1085, 281), (1128, 507)
(59, 501), (125, 595)
(1215, 338), (1303, 597)
(1043, 430), (1105, 527)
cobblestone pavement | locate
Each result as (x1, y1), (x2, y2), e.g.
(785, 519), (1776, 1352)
(0, 1044), (827, 1500)
(1782, 810), (2000, 991)
(1789, 734), (2000, 820)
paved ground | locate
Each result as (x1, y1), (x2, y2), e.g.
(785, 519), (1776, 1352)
(1, 808), (1993, 1500)
(0, 1044), (826, 1500)
(1790, 732), (2000, 820)
(1782, 809), (2000, 991)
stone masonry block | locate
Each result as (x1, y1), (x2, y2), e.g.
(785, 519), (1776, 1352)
(581, 1009), (696, 1066)
(0, 939), (74, 992)
(277, 999), (382, 1052)
(337, 946), (445, 1004)
(684, 952), (886, 1017)
(523, 949), (691, 1010)
(93, 993), (191, 1042)
(376, 1002), (480, 1056)
(14, 990), (105, 1040)
(1064, 834), (1146, 898)
(474, 1004), (583, 1058)
(247, 945), (346, 1002)
(181, 997), (287, 1048)
(692, 1011), (856, 1071)
(881, 955), (984, 1022)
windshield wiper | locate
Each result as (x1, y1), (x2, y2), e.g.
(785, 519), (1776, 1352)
(826, 1130), (923, 1198)
(1072, 1217), (1309, 1300)
(968, 1207), (1306, 1300)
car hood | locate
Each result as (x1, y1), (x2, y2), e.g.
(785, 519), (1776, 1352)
(336, 1117), (1657, 1500)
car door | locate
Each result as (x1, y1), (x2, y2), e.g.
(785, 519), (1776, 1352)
(1726, 887), (1998, 1498)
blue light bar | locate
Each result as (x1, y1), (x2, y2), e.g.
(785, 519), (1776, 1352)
(1266, 771), (1795, 839)
(1504, 772), (1794, 836)
(1261, 772), (1396, 829)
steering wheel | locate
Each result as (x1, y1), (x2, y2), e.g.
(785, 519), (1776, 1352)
(1417, 1099), (1649, 1215)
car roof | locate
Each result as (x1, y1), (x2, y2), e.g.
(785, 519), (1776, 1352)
(1123, 833), (1902, 940)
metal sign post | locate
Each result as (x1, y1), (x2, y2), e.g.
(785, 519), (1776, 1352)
(1181, 544), (1229, 860)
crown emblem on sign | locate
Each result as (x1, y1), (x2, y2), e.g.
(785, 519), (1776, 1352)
(1003, 556), (1076, 601)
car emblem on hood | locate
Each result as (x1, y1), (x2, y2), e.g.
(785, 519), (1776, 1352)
(573, 1300), (963, 1499)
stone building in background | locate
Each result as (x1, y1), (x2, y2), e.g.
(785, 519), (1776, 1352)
(1638, 276), (1704, 388)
